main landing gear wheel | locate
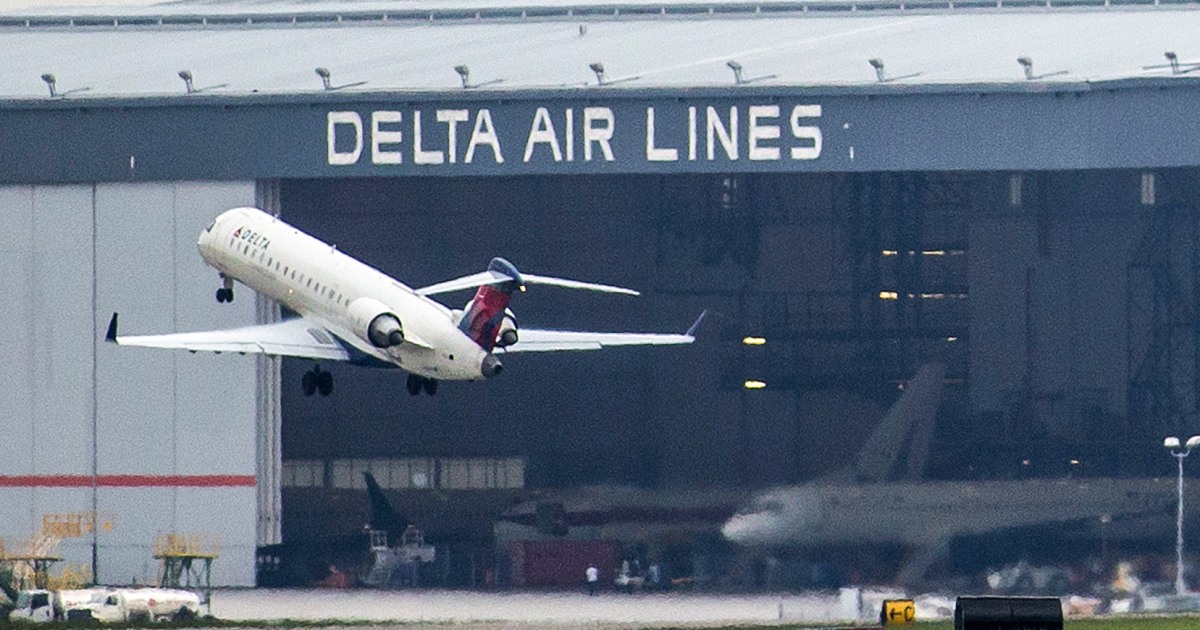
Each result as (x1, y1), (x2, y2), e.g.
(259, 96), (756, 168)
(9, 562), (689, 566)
(406, 374), (438, 396)
(215, 275), (235, 303)
(302, 366), (333, 397)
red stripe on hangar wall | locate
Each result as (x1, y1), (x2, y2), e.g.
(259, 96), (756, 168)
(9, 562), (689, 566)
(0, 475), (256, 488)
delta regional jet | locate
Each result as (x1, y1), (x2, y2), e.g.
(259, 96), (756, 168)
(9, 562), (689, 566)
(106, 207), (700, 397)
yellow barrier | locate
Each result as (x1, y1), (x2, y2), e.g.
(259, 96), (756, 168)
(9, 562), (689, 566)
(881, 599), (916, 625)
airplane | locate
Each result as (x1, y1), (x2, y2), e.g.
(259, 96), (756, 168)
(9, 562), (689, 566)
(720, 365), (1182, 585)
(106, 206), (702, 397)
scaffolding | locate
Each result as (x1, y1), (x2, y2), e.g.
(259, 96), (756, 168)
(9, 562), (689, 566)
(0, 536), (63, 590)
(152, 534), (219, 610)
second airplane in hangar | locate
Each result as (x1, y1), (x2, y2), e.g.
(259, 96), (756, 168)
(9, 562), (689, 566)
(107, 206), (701, 397)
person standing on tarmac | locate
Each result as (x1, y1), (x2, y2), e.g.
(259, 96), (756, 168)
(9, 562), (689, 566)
(586, 564), (599, 595)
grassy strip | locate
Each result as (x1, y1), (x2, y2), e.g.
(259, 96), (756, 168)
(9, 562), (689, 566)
(2, 616), (1200, 630)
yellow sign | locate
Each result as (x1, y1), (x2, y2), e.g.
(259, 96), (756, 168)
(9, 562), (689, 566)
(881, 599), (916, 626)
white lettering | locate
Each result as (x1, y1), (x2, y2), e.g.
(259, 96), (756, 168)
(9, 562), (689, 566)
(565, 108), (575, 162)
(706, 106), (738, 161)
(790, 105), (823, 160)
(465, 109), (504, 164)
(583, 107), (615, 161)
(748, 105), (781, 161)
(370, 111), (403, 165)
(645, 107), (679, 162)
(327, 111), (363, 166)
(413, 111), (445, 165)
(523, 107), (562, 162)
(437, 109), (469, 164)
(688, 106), (697, 161)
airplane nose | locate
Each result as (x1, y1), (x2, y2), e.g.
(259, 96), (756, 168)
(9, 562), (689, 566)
(481, 354), (503, 378)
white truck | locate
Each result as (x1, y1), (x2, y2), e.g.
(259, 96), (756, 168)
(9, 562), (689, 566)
(8, 587), (201, 623)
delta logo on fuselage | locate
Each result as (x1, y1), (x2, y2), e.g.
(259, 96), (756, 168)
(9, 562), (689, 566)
(325, 103), (824, 168)
(232, 226), (271, 250)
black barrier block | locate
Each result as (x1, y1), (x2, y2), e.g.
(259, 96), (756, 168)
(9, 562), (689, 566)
(954, 596), (1063, 630)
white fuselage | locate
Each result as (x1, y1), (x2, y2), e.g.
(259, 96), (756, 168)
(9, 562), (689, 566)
(197, 207), (491, 380)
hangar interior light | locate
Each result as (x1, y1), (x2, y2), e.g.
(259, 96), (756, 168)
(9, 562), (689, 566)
(742, 336), (766, 346)
(744, 380), (767, 390)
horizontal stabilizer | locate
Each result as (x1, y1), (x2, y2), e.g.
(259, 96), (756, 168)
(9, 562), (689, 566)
(498, 313), (703, 353)
(417, 258), (639, 296)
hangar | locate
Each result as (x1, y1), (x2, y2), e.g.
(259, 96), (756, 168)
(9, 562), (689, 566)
(3, 0), (1200, 587)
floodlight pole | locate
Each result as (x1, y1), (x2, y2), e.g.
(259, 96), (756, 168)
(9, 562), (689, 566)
(1166, 435), (1200, 595)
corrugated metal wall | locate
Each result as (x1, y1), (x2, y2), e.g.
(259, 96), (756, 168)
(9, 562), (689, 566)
(0, 181), (261, 586)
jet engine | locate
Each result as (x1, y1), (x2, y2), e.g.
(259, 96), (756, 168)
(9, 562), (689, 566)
(495, 308), (519, 348)
(348, 297), (404, 348)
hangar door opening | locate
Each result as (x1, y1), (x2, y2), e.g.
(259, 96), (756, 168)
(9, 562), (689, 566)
(274, 169), (1200, 578)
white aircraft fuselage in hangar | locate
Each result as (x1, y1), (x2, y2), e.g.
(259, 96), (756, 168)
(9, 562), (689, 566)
(109, 206), (700, 396)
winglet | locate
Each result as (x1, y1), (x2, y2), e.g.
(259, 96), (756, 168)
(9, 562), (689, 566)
(105, 313), (119, 343)
(686, 310), (708, 338)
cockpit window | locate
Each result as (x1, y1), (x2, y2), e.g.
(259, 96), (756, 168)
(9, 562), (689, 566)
(204, 220), (216, 233)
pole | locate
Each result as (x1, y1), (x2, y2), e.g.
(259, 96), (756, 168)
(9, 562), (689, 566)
(1178, 453), (1187, 596)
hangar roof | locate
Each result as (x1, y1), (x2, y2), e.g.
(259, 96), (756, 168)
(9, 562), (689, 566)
(3, 0), (1200, 99)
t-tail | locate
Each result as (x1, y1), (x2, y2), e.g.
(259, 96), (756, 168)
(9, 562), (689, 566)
(416, 256), (642, 350)
(459, 258), (523, 350)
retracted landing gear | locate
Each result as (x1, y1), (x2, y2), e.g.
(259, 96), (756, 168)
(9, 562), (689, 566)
(406, 374), (438, 396)
(215, 275), (235, 303)
(302, 365), (333, 397)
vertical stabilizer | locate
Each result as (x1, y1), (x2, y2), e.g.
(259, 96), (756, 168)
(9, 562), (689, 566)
(852, 364), (945, 483)
(459, 258), (523, 350)
(363, 472), (408, 540)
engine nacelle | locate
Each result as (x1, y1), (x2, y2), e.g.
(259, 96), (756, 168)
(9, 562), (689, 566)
(496, 308), (519, 347)
(348, 297), (404, 348)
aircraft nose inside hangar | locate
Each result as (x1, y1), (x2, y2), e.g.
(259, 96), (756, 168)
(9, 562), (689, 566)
(5, 0), (1200, 587)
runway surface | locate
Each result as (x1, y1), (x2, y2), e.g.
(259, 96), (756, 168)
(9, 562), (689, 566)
(208, 588), (859, 626)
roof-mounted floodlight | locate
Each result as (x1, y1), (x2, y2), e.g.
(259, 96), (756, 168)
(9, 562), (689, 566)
(454, 64), (503, 89)
(314, 67), (367, 91)
(179, 70), (195, 93)
(1017, 56), (1034, 80)
(41, 72), (90, 98)
(726, 59), (778, 86)
(1017, 56), (1069, 81)
(315, 67), (333, 90)
(178, 70), (228, 94)
(1143, 51), (1200, 75)
(869, 58), (886, 82)
(867, 58), (921, 83)
(589, 62), (607, 85)
(41, 73), (57, 97)
(727, 60), (745, 84)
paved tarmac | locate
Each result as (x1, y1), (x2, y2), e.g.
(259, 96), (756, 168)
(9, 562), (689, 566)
(207, 588), (853, 627)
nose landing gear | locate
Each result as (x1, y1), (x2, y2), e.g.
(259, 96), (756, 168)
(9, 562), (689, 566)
(215, 275), (235, 303)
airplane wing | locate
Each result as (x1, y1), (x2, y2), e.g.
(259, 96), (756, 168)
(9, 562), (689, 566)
(104, 313), (351, 361)
(498, 312), (705, 353)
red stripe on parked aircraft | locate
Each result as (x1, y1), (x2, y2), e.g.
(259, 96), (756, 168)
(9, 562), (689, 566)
(0, 475), (256, 488)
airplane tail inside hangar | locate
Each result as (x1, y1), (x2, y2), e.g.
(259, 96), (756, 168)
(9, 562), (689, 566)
(4, 0), (1200, 586)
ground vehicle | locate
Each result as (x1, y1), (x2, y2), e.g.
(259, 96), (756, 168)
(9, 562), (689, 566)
(7, 588), (200, 623)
